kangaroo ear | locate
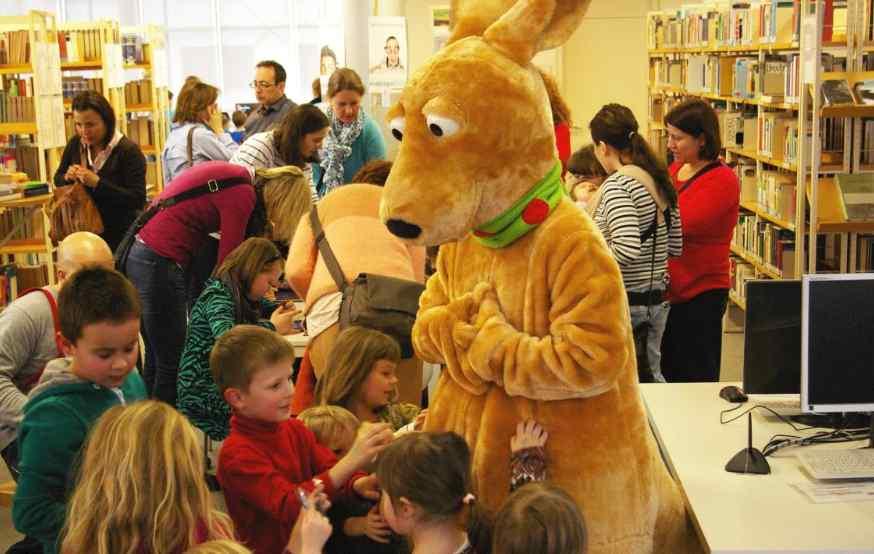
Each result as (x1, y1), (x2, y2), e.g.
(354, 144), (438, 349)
(447, 0), (516, 45)
(483, 0), (590, 65)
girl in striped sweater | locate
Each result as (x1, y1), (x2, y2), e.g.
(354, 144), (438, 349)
(588, 104), (683, 383)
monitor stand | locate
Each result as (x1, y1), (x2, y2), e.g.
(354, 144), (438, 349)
(789, 412), (871, 430)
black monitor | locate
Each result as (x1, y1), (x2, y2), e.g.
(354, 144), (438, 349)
(802, 274), (874, 414)
(743, 279), (801, 394)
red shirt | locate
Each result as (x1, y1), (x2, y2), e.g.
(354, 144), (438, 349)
(554, 122), (571, 178)
(138, 161), (255, 267)
(666, 161), (739, 303)
(217, 414), (362, 554)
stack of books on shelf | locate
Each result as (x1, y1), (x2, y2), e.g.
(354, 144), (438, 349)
(124, 79), (152, 106)
(0, 180), (49, 201)
(0, 31), (30, 65)
(126, 116), (153, 149)
(732, 57), (758, 99)
(57, 30), (103, 63)
(758, 112), (794, 159)
(759, 170), (797, 221)
(0, 139), (39, 181)
(730, 257), (756, 302)
(0, 77), (34, 123)
(734, 213), (794, 276)
(62, 77), (104, 101)
(718, 109), (744, 147)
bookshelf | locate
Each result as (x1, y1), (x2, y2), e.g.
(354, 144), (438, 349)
(647, 0), (874, 311)
(0, 11), (65, 300)
(121, 25), (169, 195)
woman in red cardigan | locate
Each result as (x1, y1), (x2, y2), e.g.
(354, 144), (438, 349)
(660, 99), (739, 382)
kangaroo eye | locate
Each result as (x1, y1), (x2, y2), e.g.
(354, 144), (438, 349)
(389, 117), (405, 141)
(425, 115), (460, 138)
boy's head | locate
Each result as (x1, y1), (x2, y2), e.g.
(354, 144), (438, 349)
(297, 405), (360, 458)
(58, 267), (141, 388)
(210, 325), (295, 422)
(492, 482), (587, 554)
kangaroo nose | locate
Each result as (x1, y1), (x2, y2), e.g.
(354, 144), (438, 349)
(386, 219), (422, 239)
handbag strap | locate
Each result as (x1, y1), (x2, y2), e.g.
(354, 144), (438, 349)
(677, 160), (722, 195)
(308, 207), (348, 293)
(156, 176), (250, 210)
(18, 288), (63, 357)
(186, 125), (197, 168)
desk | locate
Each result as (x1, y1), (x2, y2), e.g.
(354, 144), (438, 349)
(641, 382), (874, 553)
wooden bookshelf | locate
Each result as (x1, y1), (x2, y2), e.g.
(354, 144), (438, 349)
(730, 244), (782, 280)
(739, 200), (796, 231)
(727, 148), (797, 172)
(0, 122), (37, 135)
(728, 289), (747, 311)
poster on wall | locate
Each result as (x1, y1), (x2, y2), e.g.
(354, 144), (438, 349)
(431, 6), (451, 53)
(368, 16), (408, 89)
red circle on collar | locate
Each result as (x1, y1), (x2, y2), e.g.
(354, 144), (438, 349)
(521, 199), (549, 225)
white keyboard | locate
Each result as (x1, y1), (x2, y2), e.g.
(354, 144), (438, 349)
(797, 449), (874, 480)
(746, 394), (803, 416)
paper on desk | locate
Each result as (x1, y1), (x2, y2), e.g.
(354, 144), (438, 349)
(791, 481), (874, 503)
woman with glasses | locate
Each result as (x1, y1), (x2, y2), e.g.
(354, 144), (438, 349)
(162, 82), (239, 182)
(313, 68), (387, 197)
(660, 99), (739, 383)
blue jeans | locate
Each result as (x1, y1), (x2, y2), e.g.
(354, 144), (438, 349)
(125, 239), (187, 406)
(630, 298), (669, 384)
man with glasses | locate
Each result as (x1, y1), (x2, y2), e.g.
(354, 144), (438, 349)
(243, 60), (296, 140)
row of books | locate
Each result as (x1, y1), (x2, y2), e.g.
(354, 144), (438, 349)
(648, 0), (849, 50)
(0, 203), (45, 243)
(62, 77), (104, 101)
(126, 116), (155, 149)
(733, 215), (795, 276)
(125, 79), (153, 106)
(0, 142), (39, 181)
(659, 53), (800, 102)
(738, 163), (797, 221)
(860, 119), (874, 167)
(0, 181), (49, 201)
(57, 29), (104, 63)
(758, 112), (796, 159)
(0, 77), (34, 124)
(0, 31), (30, 65)
(121, 34), (146, 65)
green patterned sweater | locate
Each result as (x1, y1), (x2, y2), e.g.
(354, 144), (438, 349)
(177, 279), (275, 441)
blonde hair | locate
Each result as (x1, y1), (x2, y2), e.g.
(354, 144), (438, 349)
(254, 166), (313, 245)
(314, 326), (401, 409)
(210, 324), (295, 393)
(184, 540), (253, 554)
(61, 401), (234, 554)
(298, 405), (360, 449)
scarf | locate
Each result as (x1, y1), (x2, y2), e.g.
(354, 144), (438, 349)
(473, 163), (563, 248)
(318, 107), (364, 195)
(80, 130), (123, 173)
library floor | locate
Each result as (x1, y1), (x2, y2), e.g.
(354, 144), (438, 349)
(0, 331), (745, 549)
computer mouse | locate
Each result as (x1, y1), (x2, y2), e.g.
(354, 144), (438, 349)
(719, 385), (748, 403)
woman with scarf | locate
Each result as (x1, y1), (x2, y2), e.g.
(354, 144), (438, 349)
(313, 68), (386, 197)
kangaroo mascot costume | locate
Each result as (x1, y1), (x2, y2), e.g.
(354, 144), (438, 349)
(379, 0), (697, 552)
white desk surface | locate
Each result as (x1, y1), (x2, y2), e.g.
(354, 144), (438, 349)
(641, 382), (874, 553)
(285, 333), (309, 358)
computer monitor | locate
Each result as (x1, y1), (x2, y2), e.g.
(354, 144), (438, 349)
(801, 273), (874, 414)
(743, 279), (801, 394)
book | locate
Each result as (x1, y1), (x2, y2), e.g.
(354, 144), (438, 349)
(836, 173), (874, 221)
(853, 80), (874, 105)
(821, 79), (855, 105)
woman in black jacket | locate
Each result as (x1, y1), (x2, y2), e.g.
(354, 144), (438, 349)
(53, 90), (146, 252)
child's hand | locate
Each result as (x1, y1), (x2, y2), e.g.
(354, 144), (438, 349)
(363, 505), (391, 544)
(287, 486), (331, 554)
(345, 422), (392, 470)
(352, 473), (381, 501)
(271, 302), (302, 335)
(413, 409), (428, 431)
(511, 420), (548, 453)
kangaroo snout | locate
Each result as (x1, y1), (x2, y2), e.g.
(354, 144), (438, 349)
(386, 219), (422, 239)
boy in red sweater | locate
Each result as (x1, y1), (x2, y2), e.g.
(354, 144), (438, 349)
(212, 325), (393, 554)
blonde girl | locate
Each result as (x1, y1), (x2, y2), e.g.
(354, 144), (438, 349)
(61, 401), (234, 554)
(254, 165), (313, 246)
(314, 326), (421, 431)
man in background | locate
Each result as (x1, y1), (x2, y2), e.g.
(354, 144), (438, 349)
(243, 60), (296, 139)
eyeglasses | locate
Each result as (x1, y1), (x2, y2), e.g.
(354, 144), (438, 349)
(249, 81), (276, 90)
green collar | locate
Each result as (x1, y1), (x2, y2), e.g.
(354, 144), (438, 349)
(473, 163), (563, 248)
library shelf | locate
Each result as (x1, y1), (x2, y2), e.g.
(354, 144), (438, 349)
(739, 200), (796, 231)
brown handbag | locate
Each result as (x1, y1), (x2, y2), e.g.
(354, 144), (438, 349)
(47, 183), (104, 243)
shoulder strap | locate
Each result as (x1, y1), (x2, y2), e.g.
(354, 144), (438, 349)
(19, 288), (63, 356)
(677, 160), (722, 195)
(186, 125), (197, 167)
(308, 207), (348, 292)
(157, 175), (251, 210)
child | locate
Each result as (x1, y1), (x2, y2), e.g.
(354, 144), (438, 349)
(375, 432), (478, 554)
(12, 267), (147, 554)
(299, 406), (408, 554)
(61, 401), (235, 553)
(314, 326), (422, 432)
(492, 483), (587, 554)
(566, 144), (608, 211)
(212, 325), (393, 554)
(177, 237), (299, 441)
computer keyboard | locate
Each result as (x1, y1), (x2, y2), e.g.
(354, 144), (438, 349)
(797, 449), (874, 480)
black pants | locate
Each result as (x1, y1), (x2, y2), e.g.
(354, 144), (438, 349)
(661, 288), (728, 383)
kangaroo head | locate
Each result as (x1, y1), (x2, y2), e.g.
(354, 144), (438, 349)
(380, 0), (588, 246)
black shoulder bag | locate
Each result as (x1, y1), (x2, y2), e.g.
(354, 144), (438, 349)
(115, 175), (251, 274)
(308, 207), (425, 358)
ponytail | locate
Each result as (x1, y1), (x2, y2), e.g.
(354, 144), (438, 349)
(628, 132), (677, 208)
